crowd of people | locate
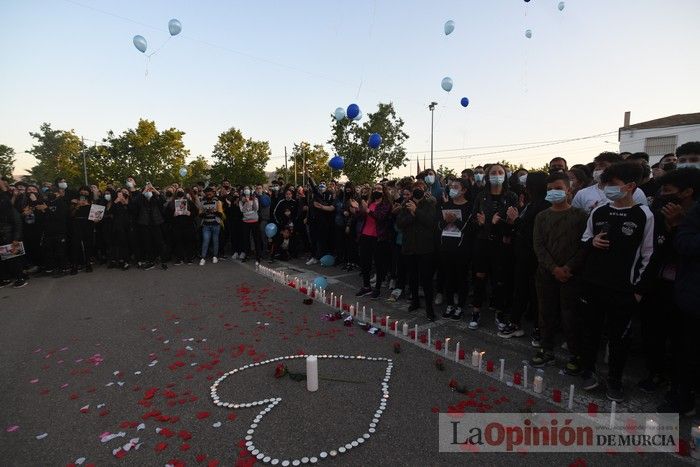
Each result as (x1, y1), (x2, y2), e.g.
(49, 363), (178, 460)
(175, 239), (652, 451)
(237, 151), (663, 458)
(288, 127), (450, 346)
(1, 143), (699, 413)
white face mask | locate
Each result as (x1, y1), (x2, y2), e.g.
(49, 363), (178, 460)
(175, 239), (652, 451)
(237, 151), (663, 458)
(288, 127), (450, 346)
(677, 162), (700, 170)
(104, 194), (111, 201)
(58, 182), (67, 190)
(126, 181), (135, 189)
(518, 174), (528, 185)
(593, 169), (604, 183)
(143, 191), (153, 199)
(243, 189), (251, 196)
(489, 174), (505, 186)
(424, 175), (435, 185)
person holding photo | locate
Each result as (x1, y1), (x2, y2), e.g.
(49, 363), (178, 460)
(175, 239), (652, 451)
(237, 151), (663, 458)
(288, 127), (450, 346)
(68, 185), (96, 275)
(0, 178), (28, 288)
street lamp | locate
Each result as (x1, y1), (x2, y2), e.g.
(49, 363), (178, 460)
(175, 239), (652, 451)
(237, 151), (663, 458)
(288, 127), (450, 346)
(429, 102), (437, 170)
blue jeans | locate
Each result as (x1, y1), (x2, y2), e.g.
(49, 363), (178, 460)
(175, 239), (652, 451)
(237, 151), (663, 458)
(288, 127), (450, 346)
(201, 224), (220, 258)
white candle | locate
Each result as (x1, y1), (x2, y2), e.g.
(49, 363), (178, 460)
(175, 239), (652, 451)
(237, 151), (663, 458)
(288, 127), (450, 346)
(533, 375), (543, 394)
(472, 350), (480, 367)
(370, 308), (374, 324)
(499, 359), (505, 381)
(427, 328), (431, 347)
(523, 365), (528, 388)
(414, 324), (418, 341)
(444, 337), (451, 356)
(339, 295), (343, 310)
(356, 302), (359, 314)
(306, 356), (318, 392)
(394, 320), (399, 336)
(478, 352), (485, 372)
(455, 342), (460, 362)
(645, 419), (659, 437)
(362, 306), (366, 321)
(385, 315), (390, 331)
(349, 305), (355, 316)
(609, 401), (616, 429)
(402, 322), (408, 336)
(568, 384), (574, 410)
(330, 293), (334, 305)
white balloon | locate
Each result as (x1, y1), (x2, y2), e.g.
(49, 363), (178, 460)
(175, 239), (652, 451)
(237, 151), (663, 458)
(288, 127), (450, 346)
(444, 20), (455, 36)
(525, 29), (533, 39)
(334, 107), (346, 121)
(441, 77), (453, 92)
(558, 1), (565, 11)
(353, 110), (363, 121)
(168, 19), (182, 36)
(133, 35), (147, 53)
(179, 167), (187, 177)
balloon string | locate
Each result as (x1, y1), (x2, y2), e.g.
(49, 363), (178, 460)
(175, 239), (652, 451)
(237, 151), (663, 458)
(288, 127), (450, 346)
(145, 55), (150, 78)
(355, 0), (377, 100)
(147, 35), (171, 59)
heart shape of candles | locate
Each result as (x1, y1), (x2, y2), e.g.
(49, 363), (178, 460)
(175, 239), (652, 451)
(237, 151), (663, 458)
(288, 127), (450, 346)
(210, 354), (393, 464)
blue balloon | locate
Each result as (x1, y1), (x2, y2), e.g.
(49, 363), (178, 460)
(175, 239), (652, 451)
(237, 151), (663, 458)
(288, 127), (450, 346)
(368, 133), (382, 149)
(265, 223), (278, 238)
(334, 107), (346, 121)
(460, 97), (470, 107)
(313, 276), (328, 289)
(179, 167), (188, 177)
(329, 155), (344, 170)
(133, 35), (147, 53)
(347, 104), (360, 120)
(168, 19), (182, 36)
(320, 255), (335, 267)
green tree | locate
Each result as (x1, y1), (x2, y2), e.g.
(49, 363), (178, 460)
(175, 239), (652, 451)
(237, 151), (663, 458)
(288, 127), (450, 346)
(328, 102), (409, 183)
(436, 164), (456, 179)
(275, 142), (332, 183)
(27, 123), (84, 186)
(209, 128), (270, 186)
(180, 156), (211, 187)
(0, 144), (16, 179)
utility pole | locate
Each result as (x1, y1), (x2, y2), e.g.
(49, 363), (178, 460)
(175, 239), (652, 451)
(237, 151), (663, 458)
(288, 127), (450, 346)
(429, 102), (437, 170)
(302, 145), (306, 186)
(284, 146), (288, 183)
(81, 137), (88, 185)
(293, 146), (297, 186)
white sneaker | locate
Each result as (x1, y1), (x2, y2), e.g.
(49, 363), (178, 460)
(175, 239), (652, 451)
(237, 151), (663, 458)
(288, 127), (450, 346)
(434, 293), (443, 305)
(212, 257), (218, 264)
(232, 253), (239, 260)
(388, 279), (396, 289)
(239, 252), (246, 260)
(306, 258), (318, 265)
(199, 258), (206, 266)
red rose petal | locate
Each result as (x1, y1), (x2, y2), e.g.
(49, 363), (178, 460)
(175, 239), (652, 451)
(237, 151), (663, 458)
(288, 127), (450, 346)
(179, 443), (190, 451)
(195, 454), (207, 462)
(178, 430), (192, 441)
(160, 428), (175, 438)
(154, 442), (168, 452)
(114, 449), (127, 459)
(227, 413), (237, 421)
(196, 411), (210, 420)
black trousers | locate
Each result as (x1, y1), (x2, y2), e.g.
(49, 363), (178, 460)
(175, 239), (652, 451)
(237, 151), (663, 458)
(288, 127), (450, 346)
(70, 226), (94, 267)
(440, 249), (470, 307)
(0, 254), (22, 281)
(137, 224), (165, 262)
(472, 237), (513, 311)
(42, 234), (68, 271)
(359, 235), (390, 289)
(23, 223), (42, 267)
(242, 221), (262, 260)
(579, 283), (637, 384)
(172, 222), (196, 262)
(639, 279), (681, 377)
(406, 253), (434, 315)
(536, 271), (580, 355)
(673, 311), (700, 404)
(510, 250), (538, 325)
(311, 220), (332, 259)
(392, 243), (407, 289)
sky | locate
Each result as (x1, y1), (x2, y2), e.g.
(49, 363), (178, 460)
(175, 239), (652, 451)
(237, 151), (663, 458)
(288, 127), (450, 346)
(1, 0), (699, 179)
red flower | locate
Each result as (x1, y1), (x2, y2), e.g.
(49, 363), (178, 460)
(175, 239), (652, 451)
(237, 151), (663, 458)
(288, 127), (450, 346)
(274, 364), (287, 379)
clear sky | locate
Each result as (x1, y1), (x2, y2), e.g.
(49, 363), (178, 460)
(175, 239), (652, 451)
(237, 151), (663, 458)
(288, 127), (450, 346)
(1, 0), (699, 179)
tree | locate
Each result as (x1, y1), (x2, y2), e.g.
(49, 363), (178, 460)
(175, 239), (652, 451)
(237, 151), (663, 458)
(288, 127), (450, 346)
(275, 142), (332, 184)
(180, 156), (211, 187)
(209, 128), (270, 186)
(27, 123), (84, 186)
(436, 164), (456, 179)
(0, 144), (16, 179)
(328, 102), (409, 183)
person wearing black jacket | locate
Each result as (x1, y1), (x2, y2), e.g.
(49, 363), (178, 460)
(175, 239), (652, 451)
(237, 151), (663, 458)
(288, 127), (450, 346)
(106, 189), (132, 270)
(166, 189), (199, 265)
(69, 185), (96, 274)
(38, 187), (70, 276)
(15, 185), (44, 272)
(0, 179), (27, 288)
(306, 177), (335, 265)
(132, 185), (167, 270)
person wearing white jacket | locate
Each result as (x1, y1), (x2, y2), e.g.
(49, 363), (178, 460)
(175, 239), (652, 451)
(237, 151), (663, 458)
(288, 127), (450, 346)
(239, 186), (261, 262)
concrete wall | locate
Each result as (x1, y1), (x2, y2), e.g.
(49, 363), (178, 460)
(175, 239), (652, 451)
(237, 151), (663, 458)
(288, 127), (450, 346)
(619, 124), (700, 165)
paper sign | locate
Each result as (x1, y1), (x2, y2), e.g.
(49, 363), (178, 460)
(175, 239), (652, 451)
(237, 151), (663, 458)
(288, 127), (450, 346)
(0, 241), (25, 260)
(88, 204), (105, 222)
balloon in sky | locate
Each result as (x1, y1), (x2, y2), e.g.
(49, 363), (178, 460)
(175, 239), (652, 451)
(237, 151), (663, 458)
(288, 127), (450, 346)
(178, 167), (187, 177)
(441, 77), (453, 92)
(525, 29), (533, 39)
(265, 223), (278, 238)
(328, 155), (345, 170)
(353, 110), (363, 121)
(168, 19), (182, 36)
(460, 97), (470, 107)
(320, 255), (335, 267)
(334, 107), (346, 121)
(444, 20), (455, 35)
(558, 1), (565, 11)
(368, 133), (382, 149)
(313, 276), (328, 289)
(346, 104), (360, 120)
(133, 35), (147, 53)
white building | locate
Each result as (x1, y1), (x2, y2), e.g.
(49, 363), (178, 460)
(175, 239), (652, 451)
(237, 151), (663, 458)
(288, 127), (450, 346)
(619, 111), (700, 165)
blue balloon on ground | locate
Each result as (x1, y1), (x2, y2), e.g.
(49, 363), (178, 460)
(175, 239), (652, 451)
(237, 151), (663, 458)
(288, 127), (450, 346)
(329, 155), (344, 170)
(334, 107), (346, 121)
(313, 276), (328, 289)
(265, 223), (278, 238)
(347, 104), (360, 120)
(368, 133), (382, 149)
(133, 35), (147, 53)
(168, 19), (182, 36)
(320, 255), (335, 267)
(460, 97), (470, 107)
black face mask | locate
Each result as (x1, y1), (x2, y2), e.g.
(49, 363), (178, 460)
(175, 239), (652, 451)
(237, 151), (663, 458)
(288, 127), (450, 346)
(652, 193), (683, 210)
(176, 191), (185, 198)
(371, 191), (382, 200)
(46, 192), (57, 202)
(412, 189), (425, 200)
(661, 163), (677, 171)
(361, 195), (369, 201)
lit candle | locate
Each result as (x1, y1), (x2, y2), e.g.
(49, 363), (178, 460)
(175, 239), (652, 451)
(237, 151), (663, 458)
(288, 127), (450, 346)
(609, 401), (616, 428)
(523, 365), (528, 388)
(643, 419), (658, 437)
(362, 306), (366, 321)
(330, 293), (334, 306)
(427, 329), (431, 347)
(444, 337), (451, 356)
(499, 359), (505, 381)
(568, 384), (575, 410)
(414, 324), (418, 341)
(454, 342), (460, 362)
(306, 356), (318, 392)
(385, 315), (390, 331)
(402, 322), (408, 336)
(471, 350), (480, 367)
(356, 301), (359, 314)
(349, 305), (354, 316)
(533, 375), (543, 394)
(394, 320), (399, 336)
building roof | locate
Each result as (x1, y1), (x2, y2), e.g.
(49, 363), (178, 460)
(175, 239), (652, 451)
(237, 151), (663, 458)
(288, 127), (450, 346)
(621, 112), (700, 131)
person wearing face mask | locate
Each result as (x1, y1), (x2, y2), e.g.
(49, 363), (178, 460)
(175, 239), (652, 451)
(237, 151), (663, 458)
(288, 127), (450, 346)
(676, 141), (700, 170)
(658, 153), (678, 176)
(634, 168), (700, 400)
(548, 157), (568, 174)
(578, 162), (654, 402)
(332, 185), (349, 267)
(0, 179), (28, 288)
(39, 187), (70, 276)
(16, 185), (44, 273)
(197, 187), (224, 266)
(421, 169), (443, 200)
(355, 184), (392, 299)
(469, 163), (519, 331)
(105, 189), (131, 270)
(523, 173), (588, 374)
(396, 182), (437, 319)
(255, 185), (272, 260)
(165, 188), (198, 265)
(95, 188), (115, 266)
(67, 185), (96, 275)
(133, 185), (168, 270)
(305, 177), (335, 266)
(239, 186), (261, 262)
(566, 167), (592, 198)
(572, 152), (648, 215)
(438, 179), (473, 320)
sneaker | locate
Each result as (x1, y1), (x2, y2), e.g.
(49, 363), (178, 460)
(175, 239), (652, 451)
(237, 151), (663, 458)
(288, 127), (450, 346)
(174, 260), (183, 266)
(531, 329), (542, 348)
(434, 293), (443, 305)
(468, 312), (480, 330)
(13, 278), (28, 288)
(239, 252), (246, 261)
(443, 305), (455, 319)
(305, 257), (318, 265)
(25, 265), (39, 274)
(143, 262), (155, 271)
(498, 323), (525, 339)
(388, 279), (396, 289)
(582, 372), (600, 391)
(199, 258), (206, 266)
(232, 253), (239, 260)
(212, 257), (218, 264)
(637, 374), (665, 393)
(121, 263), (130, 271)
(356, 286), (372, 297)
(530, 350), (556, 367)
(387, 289), (402, 302)
(606, 382), (625, 402)
(0, 279), (12, 288)
(70, 267), (78, 275)
(370, 288), (381, 300)
(452, 306), (464, 320)
(564, 357), (583, 376)
(495, 311), (507, 332)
